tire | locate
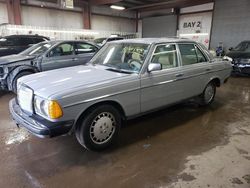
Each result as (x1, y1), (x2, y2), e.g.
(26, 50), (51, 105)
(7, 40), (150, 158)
(12, 71), (33, 93)
(198, 81), (216, 106)
(75, 105), (121, 151)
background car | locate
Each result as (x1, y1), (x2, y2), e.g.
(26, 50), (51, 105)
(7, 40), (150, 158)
(0, 40), (99, 92)
(226, 41), (250, 75)
(0, 35), (49, 57)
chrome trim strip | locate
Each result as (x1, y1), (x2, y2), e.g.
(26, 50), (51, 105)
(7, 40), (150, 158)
(64, 68), (231, 108)
(141, 68), (230, 90)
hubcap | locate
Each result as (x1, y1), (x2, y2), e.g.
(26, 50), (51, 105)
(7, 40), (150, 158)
(90, 112), (116, 145)
(204, 84), (215, 103)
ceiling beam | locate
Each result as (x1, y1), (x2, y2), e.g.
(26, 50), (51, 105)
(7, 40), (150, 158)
(128, 0), (213, 11)
(90, 0), (122, 5)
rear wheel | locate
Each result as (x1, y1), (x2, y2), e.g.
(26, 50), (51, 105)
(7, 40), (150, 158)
(75, 105), (121, 151)
(198, 82), (216, 106)
(12, 71), (33, 93)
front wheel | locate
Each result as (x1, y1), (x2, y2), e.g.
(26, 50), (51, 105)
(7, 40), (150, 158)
(198, 82), (216, 106)
(75, 105), (121, 151)
(12, 71), (33, 93)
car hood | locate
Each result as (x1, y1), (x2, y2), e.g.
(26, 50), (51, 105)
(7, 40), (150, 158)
(226, 51), (250, 59)
(0, 54), (35, 65)
(19, 65), (131, 99)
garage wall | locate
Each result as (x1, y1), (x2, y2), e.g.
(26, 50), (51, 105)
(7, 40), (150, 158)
(210, 0), (250, 49)
(21, 6), (83, 29)
(91, 15), (136, 33)
(142, 15), (177, 37)
(0, 2), (8, 25)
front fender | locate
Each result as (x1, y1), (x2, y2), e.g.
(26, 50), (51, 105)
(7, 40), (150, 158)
(7, 65), (38, 90)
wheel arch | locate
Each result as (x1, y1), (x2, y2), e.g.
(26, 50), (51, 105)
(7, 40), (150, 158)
(73, 100), (126, 131)
(7, 66), (37, 90)
(207, 76), (221, 87)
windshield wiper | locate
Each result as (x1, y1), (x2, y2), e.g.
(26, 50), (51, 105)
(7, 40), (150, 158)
(106, 67), (134, 74)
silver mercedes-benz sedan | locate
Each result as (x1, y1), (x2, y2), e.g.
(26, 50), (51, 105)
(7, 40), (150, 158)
(9, 38), (232, 151)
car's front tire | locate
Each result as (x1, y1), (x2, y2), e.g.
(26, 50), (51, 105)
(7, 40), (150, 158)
(198, 81), (216, 106)
(12, 71), (33, 93)
(75, 105), (121, 151)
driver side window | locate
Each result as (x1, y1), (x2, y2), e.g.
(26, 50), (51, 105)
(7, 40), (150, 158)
(49, 43), (74, 57)
(151, 44), (178, 70)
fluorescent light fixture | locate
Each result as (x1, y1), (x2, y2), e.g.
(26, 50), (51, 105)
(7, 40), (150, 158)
(110, 5), (125, 10)
(179, 33), (209, 37)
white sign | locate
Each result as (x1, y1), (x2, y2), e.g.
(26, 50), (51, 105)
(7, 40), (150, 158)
(62, 0), (74, 9)
(178, 12), (212, 48)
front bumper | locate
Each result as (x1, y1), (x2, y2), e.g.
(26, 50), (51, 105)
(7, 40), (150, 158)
(9, 99), (74, 138)
(232, 64), (250, 75)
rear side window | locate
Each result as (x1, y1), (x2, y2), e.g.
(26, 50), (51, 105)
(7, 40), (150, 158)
(179, 44), (207, 66)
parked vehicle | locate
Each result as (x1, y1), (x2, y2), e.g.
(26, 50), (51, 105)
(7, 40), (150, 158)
(94, 36), (124, 46)
(0, 40), (99, 92)
(225, 41), (250, 75)
(9, 38), (232, 151)
(0, 35), (49, 57)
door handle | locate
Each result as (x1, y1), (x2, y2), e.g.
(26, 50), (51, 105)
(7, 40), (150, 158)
(175, 73), (184, 77)
(205, 68), (211, 71)
(72, 58), (78, 61)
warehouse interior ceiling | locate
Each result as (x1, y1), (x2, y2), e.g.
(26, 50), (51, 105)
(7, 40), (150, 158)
(87, 0), (214, 11)
(20, 0), (214, 11)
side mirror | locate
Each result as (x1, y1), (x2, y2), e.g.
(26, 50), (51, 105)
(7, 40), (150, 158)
(228, 47), (233, 51)
(148, 63), (162, 72)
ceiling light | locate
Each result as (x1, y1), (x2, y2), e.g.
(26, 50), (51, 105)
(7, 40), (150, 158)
(110, 5), (125, 10)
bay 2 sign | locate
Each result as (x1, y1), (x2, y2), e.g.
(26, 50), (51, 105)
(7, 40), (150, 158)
(183, 21), (202, 29)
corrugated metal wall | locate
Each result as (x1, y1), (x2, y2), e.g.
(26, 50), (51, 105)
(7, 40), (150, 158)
(210, 0), (250, 49)
(21, 6), (83, 29)
(91, 15), (136, 33)
(142, 15), (177, 38)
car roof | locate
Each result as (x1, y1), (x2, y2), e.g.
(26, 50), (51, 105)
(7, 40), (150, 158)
(110, 38), (196, 45)
(42, 40), (99, 47)
(4, 35), (49, 39)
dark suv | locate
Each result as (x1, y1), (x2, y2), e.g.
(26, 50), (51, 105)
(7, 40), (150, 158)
(0, 35), (49, 57)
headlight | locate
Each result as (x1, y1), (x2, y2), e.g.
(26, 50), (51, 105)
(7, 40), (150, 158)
(18, 86), (33, 113)
(34, 96), (63, 119)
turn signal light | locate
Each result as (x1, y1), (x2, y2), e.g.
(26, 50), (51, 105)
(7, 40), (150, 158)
(48, 101), (63, 119)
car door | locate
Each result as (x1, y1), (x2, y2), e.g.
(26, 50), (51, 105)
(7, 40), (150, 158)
(74, 42), (99, 65)
(140, 43), (184, 112)
(41, 42), (76, 71)
(176, 43), (211, 99)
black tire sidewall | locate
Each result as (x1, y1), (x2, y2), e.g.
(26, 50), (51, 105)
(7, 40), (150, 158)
(200, 82), (216, 106)
(12, 71), (32, 93)
(76, 105), (121, 151)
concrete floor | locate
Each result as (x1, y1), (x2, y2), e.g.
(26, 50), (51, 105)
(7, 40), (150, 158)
(0, 77), (250, 188)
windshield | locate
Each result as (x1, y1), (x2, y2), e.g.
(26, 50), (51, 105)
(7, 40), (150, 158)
(234, 41), (250, 52)
(20, 42), (52, 56)
(91, 43), (150, 73)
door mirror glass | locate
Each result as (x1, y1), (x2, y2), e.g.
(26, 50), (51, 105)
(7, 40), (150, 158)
(148, 63), (162, 72)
